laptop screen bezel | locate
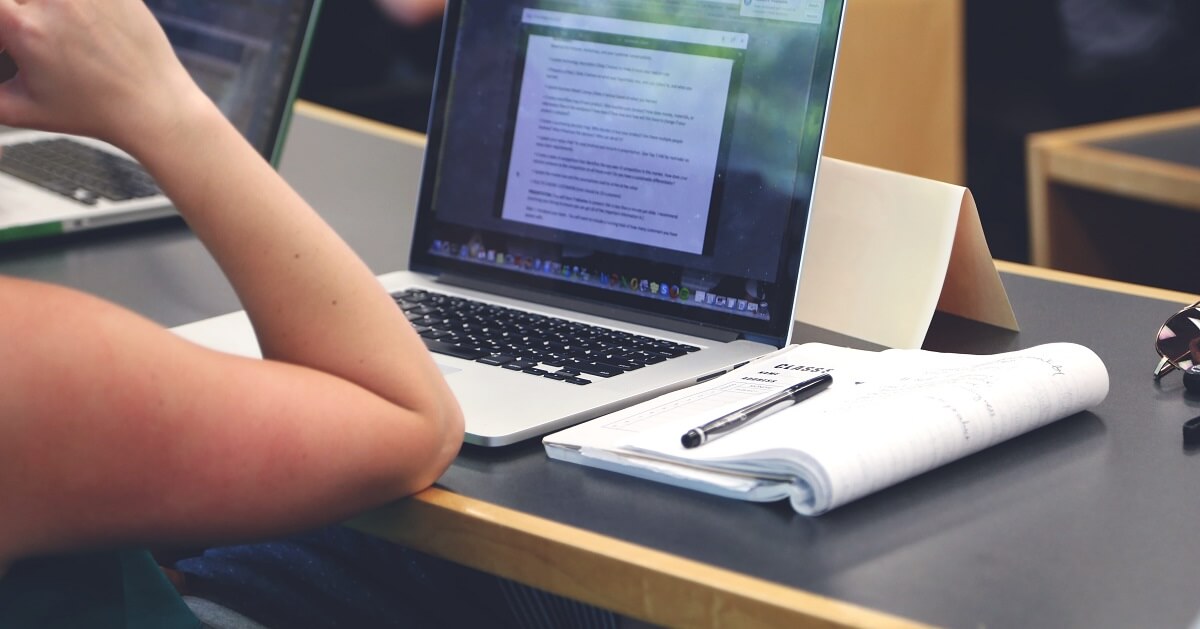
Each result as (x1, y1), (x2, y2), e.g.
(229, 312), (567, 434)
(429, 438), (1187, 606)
(152, 0), (322, 166)
(266, 0), (324, 167)
(410, 0), (845, 347)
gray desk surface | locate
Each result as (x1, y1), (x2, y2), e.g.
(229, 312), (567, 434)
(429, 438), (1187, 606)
(4, 102), (1200, 628)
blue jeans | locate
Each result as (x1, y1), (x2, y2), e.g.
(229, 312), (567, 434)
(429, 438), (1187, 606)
(173, 525), (621, 629)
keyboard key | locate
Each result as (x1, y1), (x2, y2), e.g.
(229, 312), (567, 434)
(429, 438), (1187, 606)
(571, 362), (625, 378)
(0, 138), (160, 204)
(395, 289), (694, 385)
(420, 338), (486, 361)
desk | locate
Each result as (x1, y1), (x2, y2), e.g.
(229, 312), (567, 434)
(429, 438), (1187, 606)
(356, 263), (1200, 629)
(5, 102), (1200, 628)
(1027, 108), (1200, 294)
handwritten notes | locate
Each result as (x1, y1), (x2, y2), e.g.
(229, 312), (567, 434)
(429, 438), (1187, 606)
(546, 343), (1109, 515)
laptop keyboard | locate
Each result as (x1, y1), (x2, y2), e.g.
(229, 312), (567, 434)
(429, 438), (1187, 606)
(0, 138), (161, 205)
(393, 288), (700, 385)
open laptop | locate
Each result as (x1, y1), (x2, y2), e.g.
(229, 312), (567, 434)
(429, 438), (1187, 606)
(0, 0), (321, 242)
(174, 0), (846, 446)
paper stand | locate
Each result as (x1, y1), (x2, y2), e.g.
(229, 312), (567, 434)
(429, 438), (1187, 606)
(793, 157), (1018, 349)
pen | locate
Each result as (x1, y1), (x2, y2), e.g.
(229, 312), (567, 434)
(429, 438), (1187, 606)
(681, 372), (833, 448)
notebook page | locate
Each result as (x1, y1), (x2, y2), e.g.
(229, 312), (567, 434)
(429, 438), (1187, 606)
(544, 344), (842, 453)
(624, 343), (1109, 514)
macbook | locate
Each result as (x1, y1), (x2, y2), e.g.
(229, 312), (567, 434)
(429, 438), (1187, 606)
(174, 0), (846, 446)
(0, 0), (321, 242)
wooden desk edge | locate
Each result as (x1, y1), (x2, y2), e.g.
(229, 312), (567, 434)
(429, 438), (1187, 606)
(297, 102), (1182, 626)
(995, 260), (1197, 304)
(1026, 109), (1200, 265)
(350, 488), (929, 629)
(294, 100), (428, 148)
(1030, 142), (1200, 211)
(1026, 107), (1200, 148)
(349, 264), (1189, 629)
(296, 100), (917, 627)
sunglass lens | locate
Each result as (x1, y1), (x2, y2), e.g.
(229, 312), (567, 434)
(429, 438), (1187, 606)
(1157, 305), (1200, 371)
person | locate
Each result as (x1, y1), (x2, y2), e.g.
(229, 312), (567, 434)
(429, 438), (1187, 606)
(0, 2), (641, 627)
(0, 2), (648, 626)
(299, 0), (447, 132)
(0, 0), (466, 624)
(374, 0), (445, 26)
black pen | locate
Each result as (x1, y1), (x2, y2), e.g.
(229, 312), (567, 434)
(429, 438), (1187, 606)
(681, 372), (833, 448)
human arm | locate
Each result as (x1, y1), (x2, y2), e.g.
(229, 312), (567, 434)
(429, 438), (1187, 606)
(375, 0), (447, 26)
(0, 0), (463, 563)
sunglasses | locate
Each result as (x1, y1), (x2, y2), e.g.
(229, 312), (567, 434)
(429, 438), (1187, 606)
(1154, 300), (1200, 379)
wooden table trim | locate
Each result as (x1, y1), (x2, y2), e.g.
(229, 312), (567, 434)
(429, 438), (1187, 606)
(1038, 144), (1200, 212)
(299, 101), (1181, 626)
(350, 263), (1188, 629)
(350, 488), (930, 629)
(346, 261), (1185, 629)
(1026, 107), (1200, 267)
(1026, 107), (1200, 148)
(294, 100), (428, 147)
(995, 260), (1197, 304)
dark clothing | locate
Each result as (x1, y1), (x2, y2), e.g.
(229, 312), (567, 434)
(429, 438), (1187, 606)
(174, 525), (621, 629)
(0, 550), (199, 629)
(299, 0), (442, 132)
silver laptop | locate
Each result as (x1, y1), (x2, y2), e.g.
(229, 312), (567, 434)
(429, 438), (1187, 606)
(0, 0), (321, 242)
(175, 0), (846, 446)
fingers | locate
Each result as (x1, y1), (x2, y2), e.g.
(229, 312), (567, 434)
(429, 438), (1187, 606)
(0, 0), (19, 25)
(0, 0), (29, 128)
(0, 50), (17, 83)
(0, 0), (28, 60)
(0, 79), (33, 129)
(0, 0), (202, 144)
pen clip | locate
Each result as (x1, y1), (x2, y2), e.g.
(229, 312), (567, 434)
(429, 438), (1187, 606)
(680, 372), (832, 448)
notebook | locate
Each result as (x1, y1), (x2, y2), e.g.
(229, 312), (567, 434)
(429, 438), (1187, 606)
(0, 0), (321, 242)
(173, 0), (847, 446)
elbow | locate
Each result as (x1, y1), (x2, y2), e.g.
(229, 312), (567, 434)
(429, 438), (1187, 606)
(396, 393), (465, 497)
(428, 395), (466, 483)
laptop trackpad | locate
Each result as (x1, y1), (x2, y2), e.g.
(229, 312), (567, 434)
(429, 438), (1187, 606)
(435, 360), (462, 376)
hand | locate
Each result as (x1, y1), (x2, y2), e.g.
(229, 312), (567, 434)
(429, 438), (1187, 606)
(375, 0), (447, 26)
(0, 0), (208, 151)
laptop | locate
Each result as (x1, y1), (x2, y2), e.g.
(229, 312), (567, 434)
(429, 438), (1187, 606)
(0, 0), (321, 242)
(174, 0), (846, 446)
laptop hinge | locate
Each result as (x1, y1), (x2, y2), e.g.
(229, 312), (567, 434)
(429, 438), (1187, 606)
(436, 273), (742, 343)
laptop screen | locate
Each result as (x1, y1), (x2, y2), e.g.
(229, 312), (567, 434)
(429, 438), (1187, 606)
(146, 0), (319, 162)
(412, 0), (843, 346)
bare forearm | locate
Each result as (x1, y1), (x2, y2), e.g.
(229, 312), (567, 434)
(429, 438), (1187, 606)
(0, 0), (465, 564)
(126, 96), (457, 420)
